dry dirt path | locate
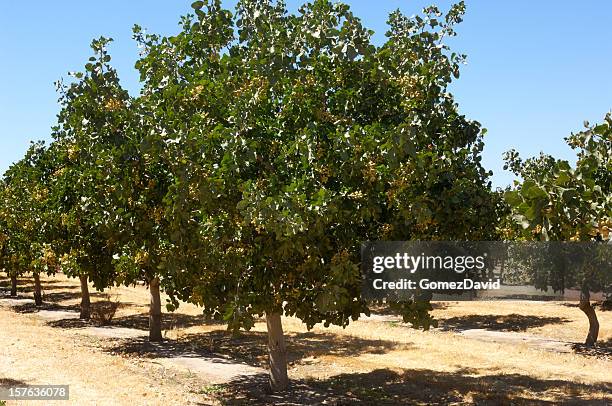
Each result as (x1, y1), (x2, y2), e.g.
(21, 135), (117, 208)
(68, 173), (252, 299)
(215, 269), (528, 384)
(360, 300), (612, 359)
(0, 291), (261, 405)
(363, 312), (580, 355)
(456, 328), (574, 353)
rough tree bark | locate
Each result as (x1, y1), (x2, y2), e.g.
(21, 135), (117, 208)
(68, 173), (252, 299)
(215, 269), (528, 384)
(79, 275), (91, 320)
(149, 277), (163, 342)
(578, 284), (599, 347)
(266, 312), (289, 392)
(10, 273), (17, 297)
(33, 272), (42, 306)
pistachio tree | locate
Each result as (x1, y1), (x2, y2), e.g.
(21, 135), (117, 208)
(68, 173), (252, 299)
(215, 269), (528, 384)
(0, 183), (17, 297)
(504, 114), (612, 346)
(101, 95), (176, 342)
(54, 37), (183, 340)
(132, 0), (501, 390)
(0, 142), (57, 305)
(51, 38), (131, 319)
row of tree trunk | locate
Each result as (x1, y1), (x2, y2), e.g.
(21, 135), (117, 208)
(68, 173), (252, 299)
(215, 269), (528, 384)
(15, 273), (601, 392)
(17, 273), (164, 341)
(7, 273), (290, 391)
(144, 278), (290, 389)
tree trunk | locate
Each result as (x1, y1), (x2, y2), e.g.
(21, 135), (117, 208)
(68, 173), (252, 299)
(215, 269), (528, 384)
(33, 273), (42, 306)
(149, 277), (163, 342)
(266, 312), (289, 392)
(79, 275), (91, 320)
(10, 273), (17, 297)
(578, 287), (599, 347)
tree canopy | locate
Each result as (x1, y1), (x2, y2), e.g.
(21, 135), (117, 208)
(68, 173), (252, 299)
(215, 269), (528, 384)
(504, 114), (611, 345)
(1, 0), (513, 391)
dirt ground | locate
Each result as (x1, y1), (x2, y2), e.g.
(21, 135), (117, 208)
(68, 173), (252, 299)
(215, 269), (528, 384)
(1, 273), (610, 405)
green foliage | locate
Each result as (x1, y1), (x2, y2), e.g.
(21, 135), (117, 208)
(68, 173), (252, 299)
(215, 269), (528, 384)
(1, 1), (502, 334)
(130, 0), (501, 331)
(504, 114), (611, 294)
(0, 142), (58, 277)
(49, 37), (128, 290)
(504, 115), (611, 242)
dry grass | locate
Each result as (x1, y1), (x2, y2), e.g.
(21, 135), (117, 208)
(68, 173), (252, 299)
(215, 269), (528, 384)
(1, 273), (610, 405)
(431, 300), (612, 343)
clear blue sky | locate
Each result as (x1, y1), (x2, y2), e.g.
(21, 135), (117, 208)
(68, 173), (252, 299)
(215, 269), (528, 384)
(2, 1), (612, 187)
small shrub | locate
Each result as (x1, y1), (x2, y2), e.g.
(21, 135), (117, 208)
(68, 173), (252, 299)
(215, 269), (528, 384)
(91, 294), (120, 326)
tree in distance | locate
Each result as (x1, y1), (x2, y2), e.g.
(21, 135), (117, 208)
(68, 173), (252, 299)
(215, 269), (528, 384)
(0, 142), (59, 306)
(53, 37), (181, 340)
(504, 114), (611, 346)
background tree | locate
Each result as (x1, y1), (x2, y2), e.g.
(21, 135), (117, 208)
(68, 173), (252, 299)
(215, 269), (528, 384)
(54, 37), (178, 340)
(51, 38), (129, 319)
(0, 183), (18, 297)
(42, 138), (106, 319)
(0, 142), (57, 306)
(504, 114), (611, 346)
(102, 96), (176, 342)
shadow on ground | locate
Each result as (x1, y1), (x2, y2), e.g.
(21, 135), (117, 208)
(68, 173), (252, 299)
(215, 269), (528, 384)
(438, 313), (570, 332)
(4, 288), (120, 322)
(560, 302), (611, 311)
(0, 378), (29, 388)
(11, 300), (80, 314)
(47, 311), (221, 330)
(495, 294), (560, 301)
(111, 312), (218, 330)
(572, 338), (612, 360)
(102, 330), (409, 369)
(8, 290), (110, 314)
(0, 277), (78, 294)
(367, 302), (448, 317)
(216, 368), (611, 405)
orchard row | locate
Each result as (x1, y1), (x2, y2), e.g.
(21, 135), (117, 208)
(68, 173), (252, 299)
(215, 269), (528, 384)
(0, 1), (609, 391)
